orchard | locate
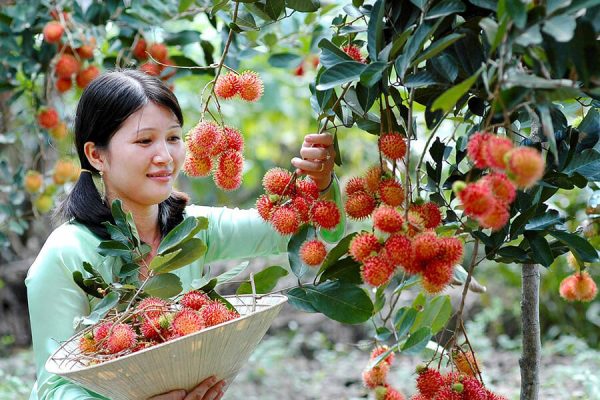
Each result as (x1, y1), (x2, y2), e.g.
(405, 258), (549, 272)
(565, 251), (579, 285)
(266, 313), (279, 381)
(1, 1), (600, 399)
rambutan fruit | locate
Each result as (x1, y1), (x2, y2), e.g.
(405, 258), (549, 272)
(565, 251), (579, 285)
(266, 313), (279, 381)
(362, 363), (389, 389)
(262, 167), (293, 196)
(361, 255), (395, 287)
(373, 206), (404, 234)
(132, 38), (147, 60)
(453, 350), (481, 377)
(148, 43), (168, 63)
(140, 315), (171, 341)
(217, 150), (244, 178)
(481, 172), (516, 204)
(180, 290), (211, 311)
(364, 166), (384, 193)
(75, 65), (100, 89)
(37, 108), (59, 129)
(467, 131), (492, 169)
(485, 390), (508, 400)
(370, 345), (395, 366)
(433, 386), (462, 400)
(345, 176), (367, 196)
(215, 73), (240, 99)
(342, 44), (365, 63)
(76, 42), (95, 60)
(183, 153), (213, 177)
(291, 196), (311, 223)
(256, 194), (276, 221)
(461, 377), (487, 400)
(413, 232), (441, 262)
(201, 301), (236, 327)
(413, 202), (443, 229)
(484, 136), (513, 170)
(238, 71), (264, 102)
(270, 206), (300, 235)
(222, 125), (244, 152)
(299, 239), (327, 266)
(416, 367), (444, 398)
(55, 54), (80, 78)
(349, 232), (381, 262)
(383, 234), (413, 268)
(406, 209), (426, 237)
(559, 271), (597, 302)
(24, 170), (43, 193)
(376, 385), (405, 400)
(345, 192), (377, 220)
(43, 21), (63, 43)
(378, 178), (405, 207)
(457, 182), (496, 218)
(506, 146), (545, 189)
(139, 62), (161, 76)
(421, 259), (454, 288)
(421, 276), (448, 294)
(296, 178), (319, 201)
(93, 322), (112, 343)
(171, 309), (205, 336)
(136, 297), (169, 320)
(103, 323), (137, 354)
(379, 133), (407, 161)
(55, 77), (72, 93)
(213, 168), (242, 191)
(477, 201), (510, 231)
(187, 121), (222, 157)
(438, 237), (464, 266)
(78, 333), (96, 354)
(310, 200), (341, 230)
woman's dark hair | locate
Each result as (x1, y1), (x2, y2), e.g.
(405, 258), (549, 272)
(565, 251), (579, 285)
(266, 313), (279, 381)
(55, 69), (189, 239)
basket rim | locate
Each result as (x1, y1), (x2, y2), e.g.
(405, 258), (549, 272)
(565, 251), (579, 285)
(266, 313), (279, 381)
(46, 293), (288, 375)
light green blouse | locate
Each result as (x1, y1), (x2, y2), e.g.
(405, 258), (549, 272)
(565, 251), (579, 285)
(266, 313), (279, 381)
(26, 205), (295, 400)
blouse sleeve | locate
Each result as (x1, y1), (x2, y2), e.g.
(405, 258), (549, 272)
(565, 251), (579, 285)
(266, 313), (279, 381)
(25, 225), (109, 400)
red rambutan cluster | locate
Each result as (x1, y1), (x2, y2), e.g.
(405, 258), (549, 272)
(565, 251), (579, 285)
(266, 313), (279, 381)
(183, 121), (245, 191)
(362, 346), (405, 399)
(559, 271), (598, 302)
(214, 71), (264, 102)
(342, 44), (366, 63)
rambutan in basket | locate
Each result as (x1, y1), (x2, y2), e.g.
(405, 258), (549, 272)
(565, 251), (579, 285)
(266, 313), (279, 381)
(46, 294), (287, 400)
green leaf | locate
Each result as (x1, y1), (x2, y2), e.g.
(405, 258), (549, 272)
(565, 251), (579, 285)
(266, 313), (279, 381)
(404, 71), (441, 88)
(318, 232), (356, 275)
(164, 30), (201, 46)
(394, 307), (418, 337)
(288, 225), (315, 278)
(237, 265), (289, 294)
(425, 0), (466, 20)
(285, 0), (320, 12)
(216, 261), (249, 285)
(318, 38), (353, 68)
(268, 52), (303, 68)
(549, 231), (599, 263)
(367, 0), (385, 60)
(395, 20), (439, 80)
(411, 33), (465, 66)
(143, 273), (183, 299)
(287, 287), (318, 312)
(401, 326), (432, 354)
(97, 240), (132, 259)
(505, 0), (527, 29)
(73, 271), (104, 298)
(236, 11), (258, 31)
(178, 0), (195, 13)
(82, 292), (120, 325)
(305, 281), (373, 324)
(148, 249), (181, 272)
(515, 24), (542, 47)
(318, 257), (362, 284)
(316, 61), (368, 90)
(524, 210), (562, 231)
(563, 149), (600, 180)
(412, 295), (452, 334)
(539, 104), (558, 161)
(525, 232), (554, 267)
(431, 68), (482, 113)
(265, 0), (285, 19)
(360, 61), (387, 87)
(157, 216), (208, 255)
(542, 14), (576, 42)
(150, 238), (207, 274)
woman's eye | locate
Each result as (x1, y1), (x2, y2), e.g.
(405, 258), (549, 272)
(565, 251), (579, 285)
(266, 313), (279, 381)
(136, 139), (152, 144)
(168, 136), (182, 142)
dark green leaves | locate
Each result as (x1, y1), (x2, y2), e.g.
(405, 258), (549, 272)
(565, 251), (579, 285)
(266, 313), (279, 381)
(316, 61), (368, 90)
(367, 0), (385, 60)
(144, 273), (183, 298)
(549, 231), (599, 263)
(431, 68), (482, 113)
(268, 53), (303, 68)
(82, 292), (120, 325)
(285, 0), (319, 12)
(237, 265), (289, 294)
(525, 231), (554, 267)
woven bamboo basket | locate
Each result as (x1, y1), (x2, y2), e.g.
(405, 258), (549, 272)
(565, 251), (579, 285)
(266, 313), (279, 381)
(46, 294), (288, 400)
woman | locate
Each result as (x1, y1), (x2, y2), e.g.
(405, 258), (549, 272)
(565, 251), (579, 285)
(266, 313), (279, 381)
(26, 70), (340, 400)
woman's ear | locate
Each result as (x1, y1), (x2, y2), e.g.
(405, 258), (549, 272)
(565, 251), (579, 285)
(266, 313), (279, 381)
(83, 142), (105, 172)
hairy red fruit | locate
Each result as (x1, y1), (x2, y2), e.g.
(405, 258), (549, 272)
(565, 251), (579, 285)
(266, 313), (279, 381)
(345, 176), (367, 196)
(378, 178), (405, 207)
(238, 71), (264, 102)
(37, 108), (59, 129)
(139, 62), (161, 76)
(422, 259), (454, 288)
(461, 377), (487, 400)
(421, 276), (448, 294)
(467, 131), (493, 169)
(384, 234), (415, 272)
(256, 194), (276, 221)
(291, 196), (311, 223)
(213, 169), (241, 191)
(76, 43), (95, 60)
(559, 271), (598, 302)
(481, 172), (516, 204)
(438, 237), (464, 266)
(413, 232), (441, 262)
(55, 54), (80, 78)
(215, 73), (240, 99)
(93, 322), (112, 343)
(458, 182), (496, 218)
(43, 21), (64, 43)
(55, 77), (72, 93)
(370, 345), (395, 366)
(300, 239), (327, 266)
(362, 363), (389, 389)
(103, 324), (137, 354)
(379, 133), (407, 161)
(222, 126), (244, 153)
(217, 150), (243, 178)
(342, 44), (364, 63)
(349, 232), (381, 262)
(183, 153), (212, 177)
(484, 136), (513, 170)
(201, 301), (236, 327)
(180, 291), (211, 311)
(477, 201), (510, 231)
(373, 206), (404, 234)
(187, 121), (222, 157)
(416, 368), (444, 398)
(433, 386), (462, 400)
(262, 167), (293, 196)
(133, 39), (147, 60)
(140, 315), (171, 341)
(136, 297), (169, 320)
(406, 209), (426, 237)
(24, 170), (43, 193)
(376, 385), (405, 400)
(412, 202), (443, 229)
(171, 309), (205, 336)
(270, 206), (300, 235)
(148, 43), (168, 62)
(79, 334), (96, 354)
(485, 390), (509, 400)
(75, 65), (100, 88)
(506, 146), (545, 188)
(364, 166), (384, 193)
(296, 178), (319, 201)
(310, 200), (341, 229)
(361, 255), (395, 287)
(345, 192), (377, 220)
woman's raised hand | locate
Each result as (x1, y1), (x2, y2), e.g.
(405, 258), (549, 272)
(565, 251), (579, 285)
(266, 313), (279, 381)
(148, 376), (226, 400)
(291, 133), (336, 191)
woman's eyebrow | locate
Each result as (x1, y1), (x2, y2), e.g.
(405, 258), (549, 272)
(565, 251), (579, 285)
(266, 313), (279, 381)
(135, 124), (182, 133)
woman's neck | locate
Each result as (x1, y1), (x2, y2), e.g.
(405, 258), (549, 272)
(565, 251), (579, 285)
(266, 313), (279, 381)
(107, 196), (161, 246)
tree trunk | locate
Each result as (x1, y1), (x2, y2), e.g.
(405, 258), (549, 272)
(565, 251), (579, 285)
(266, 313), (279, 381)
(0, 258), (33, 347)
(520, 263), (541, 400)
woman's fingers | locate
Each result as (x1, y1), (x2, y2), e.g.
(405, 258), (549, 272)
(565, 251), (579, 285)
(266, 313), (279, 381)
(183, 377), (226, 400)
(304, 133), (334, 146)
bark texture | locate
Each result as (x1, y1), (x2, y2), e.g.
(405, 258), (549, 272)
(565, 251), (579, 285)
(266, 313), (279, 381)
(520, 263), (541, 400)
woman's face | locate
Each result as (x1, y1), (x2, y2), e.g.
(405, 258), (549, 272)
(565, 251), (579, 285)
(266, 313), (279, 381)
(101, 102), (185, 209)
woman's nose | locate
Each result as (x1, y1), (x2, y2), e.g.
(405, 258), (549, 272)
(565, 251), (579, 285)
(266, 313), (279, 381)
(153, 141), (173, 165)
